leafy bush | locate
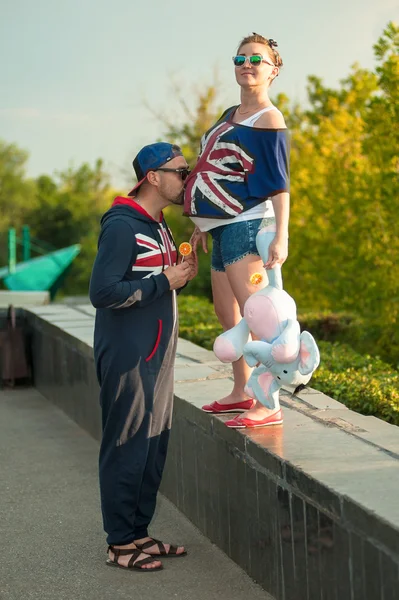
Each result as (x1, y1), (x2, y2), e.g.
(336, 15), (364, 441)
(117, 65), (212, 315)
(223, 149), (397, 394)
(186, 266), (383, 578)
(178, 294), (222, 349)
(312, 342), (399, 425)
(178, 295), (399, 425)
(299, 312), (399, 368)
(298, 311), (364, 341)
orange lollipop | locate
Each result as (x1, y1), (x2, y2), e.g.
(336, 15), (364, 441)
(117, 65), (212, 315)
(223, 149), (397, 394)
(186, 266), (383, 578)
(250, 272), (264, 285)
(179, 242), (192, 262)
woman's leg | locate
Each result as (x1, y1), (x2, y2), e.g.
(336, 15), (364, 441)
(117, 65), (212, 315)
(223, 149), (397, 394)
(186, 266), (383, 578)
(209, 218), (279, 417)
(211, 268), (253, 404)
(225, 255), (280, 419)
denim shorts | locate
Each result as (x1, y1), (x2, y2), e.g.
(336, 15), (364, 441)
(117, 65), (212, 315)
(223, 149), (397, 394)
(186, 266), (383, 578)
(210, 218), (265, 272)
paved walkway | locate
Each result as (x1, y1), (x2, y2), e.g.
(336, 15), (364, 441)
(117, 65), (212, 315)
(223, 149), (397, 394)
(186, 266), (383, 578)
(0, 388), (272, 600)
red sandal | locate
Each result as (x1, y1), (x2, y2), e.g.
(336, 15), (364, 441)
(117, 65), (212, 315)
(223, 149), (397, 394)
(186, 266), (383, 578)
(225, 409), (283, 428)
(202, 399), (255, 414)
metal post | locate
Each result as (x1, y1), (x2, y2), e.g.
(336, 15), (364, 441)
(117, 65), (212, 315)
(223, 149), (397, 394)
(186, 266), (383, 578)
(8, 228), (16, 273)
(22, 225), (31, 261)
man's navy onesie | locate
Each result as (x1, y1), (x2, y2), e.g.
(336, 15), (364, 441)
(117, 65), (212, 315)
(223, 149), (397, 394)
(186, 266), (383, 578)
(90, 196), (179, 545)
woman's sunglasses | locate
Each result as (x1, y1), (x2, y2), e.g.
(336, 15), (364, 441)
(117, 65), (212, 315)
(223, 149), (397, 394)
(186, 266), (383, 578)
(156, 167), (191, 181)
(232, 55), (274, 68)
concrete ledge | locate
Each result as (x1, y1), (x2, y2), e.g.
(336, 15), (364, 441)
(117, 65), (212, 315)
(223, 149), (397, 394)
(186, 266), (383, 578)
(24, 305), (399, 600)
(0, 290), (49, 307)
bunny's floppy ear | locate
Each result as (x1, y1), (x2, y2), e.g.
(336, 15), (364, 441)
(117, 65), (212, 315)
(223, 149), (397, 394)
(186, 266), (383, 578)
(298, 331), (320, 375)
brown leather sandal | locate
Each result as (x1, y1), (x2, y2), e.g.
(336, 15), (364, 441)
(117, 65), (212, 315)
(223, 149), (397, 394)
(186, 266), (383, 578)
(135, 537), (187, 558)
(106, 545), (163, 571)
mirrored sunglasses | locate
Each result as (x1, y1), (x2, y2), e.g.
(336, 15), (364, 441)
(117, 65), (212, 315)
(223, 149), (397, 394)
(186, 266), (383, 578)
(232, 55), (274, 67)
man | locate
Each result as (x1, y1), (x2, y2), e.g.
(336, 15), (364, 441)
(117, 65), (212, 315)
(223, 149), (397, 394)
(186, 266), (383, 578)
(89, 143), (196, 572)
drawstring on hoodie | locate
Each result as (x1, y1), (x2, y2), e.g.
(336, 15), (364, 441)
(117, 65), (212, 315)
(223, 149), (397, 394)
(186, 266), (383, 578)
(149, 222), (165, 272)
(156, 221), (178, 270)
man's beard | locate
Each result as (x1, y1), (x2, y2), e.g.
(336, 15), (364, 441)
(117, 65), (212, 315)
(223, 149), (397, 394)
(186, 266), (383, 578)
(168, 190), (184, 206)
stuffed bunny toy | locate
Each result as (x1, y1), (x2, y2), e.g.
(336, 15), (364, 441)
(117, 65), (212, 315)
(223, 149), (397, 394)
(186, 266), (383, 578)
(213, 221), (320, 416)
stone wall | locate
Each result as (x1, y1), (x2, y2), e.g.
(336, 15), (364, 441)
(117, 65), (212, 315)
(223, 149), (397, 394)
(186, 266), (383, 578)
(23, 305), (399, 600)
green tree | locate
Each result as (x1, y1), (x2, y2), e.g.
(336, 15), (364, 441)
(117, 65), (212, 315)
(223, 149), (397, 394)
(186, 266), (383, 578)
(28, 160), (111, 248)
(284, 22), (399, 362)
(26, 159), (115, 295)
(0, 140), (36, 264)
(286, 23), (398, 318)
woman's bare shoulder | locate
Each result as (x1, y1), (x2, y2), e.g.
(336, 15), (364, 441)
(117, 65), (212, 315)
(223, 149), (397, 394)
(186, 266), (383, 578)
(255, 109), (287, 130)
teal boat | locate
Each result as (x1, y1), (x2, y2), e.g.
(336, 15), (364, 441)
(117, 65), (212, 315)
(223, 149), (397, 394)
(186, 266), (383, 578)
(0, 244), (81, 299)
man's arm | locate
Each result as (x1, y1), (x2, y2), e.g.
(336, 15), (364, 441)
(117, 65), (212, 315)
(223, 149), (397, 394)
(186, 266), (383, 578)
(89, 219), (170, 309)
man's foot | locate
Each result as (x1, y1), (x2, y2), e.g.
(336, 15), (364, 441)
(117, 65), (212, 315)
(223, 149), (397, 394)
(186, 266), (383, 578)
(134, 536), (186, 557)
(202, 394), (255, 414)
(107, 543), (163, 571)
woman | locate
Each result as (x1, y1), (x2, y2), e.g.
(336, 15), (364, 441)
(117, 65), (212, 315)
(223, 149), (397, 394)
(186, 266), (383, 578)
(185, 32), (290, 428)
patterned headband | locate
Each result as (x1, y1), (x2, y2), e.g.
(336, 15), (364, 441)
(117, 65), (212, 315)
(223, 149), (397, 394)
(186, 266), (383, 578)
(251, 33), (279, 50)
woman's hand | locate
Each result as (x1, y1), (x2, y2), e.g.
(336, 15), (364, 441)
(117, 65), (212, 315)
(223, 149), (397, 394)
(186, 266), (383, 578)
(190, 226), (208, 254)
(183, 251), (198, 280)
(264, 235), (288, 269)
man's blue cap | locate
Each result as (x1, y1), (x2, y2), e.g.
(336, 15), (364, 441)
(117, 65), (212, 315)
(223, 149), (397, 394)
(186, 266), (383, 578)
(127, 142), (183, 196)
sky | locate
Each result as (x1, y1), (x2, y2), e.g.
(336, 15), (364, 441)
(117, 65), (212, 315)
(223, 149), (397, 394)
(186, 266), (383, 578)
(0, 0), (396, 189)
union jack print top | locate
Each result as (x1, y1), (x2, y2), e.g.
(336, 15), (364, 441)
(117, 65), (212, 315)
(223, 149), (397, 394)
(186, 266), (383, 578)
(184, 106), (290, 219)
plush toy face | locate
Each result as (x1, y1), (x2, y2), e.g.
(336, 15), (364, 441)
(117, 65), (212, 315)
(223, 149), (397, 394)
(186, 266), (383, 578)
(270, 332), (320, 386)
(240, 327), (320, 409)
(272, 363), (313, 387)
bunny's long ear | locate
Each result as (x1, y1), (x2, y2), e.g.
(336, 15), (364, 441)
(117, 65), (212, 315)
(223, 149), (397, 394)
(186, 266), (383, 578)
(298, 331), (320, 375)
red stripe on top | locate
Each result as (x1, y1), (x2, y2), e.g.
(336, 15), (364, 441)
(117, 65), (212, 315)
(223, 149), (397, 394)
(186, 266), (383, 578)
(202, 173), (242, 214)
(135, 234), (160, 251)
(112, 196), (162, 222)
(135, 255), (164, 267)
